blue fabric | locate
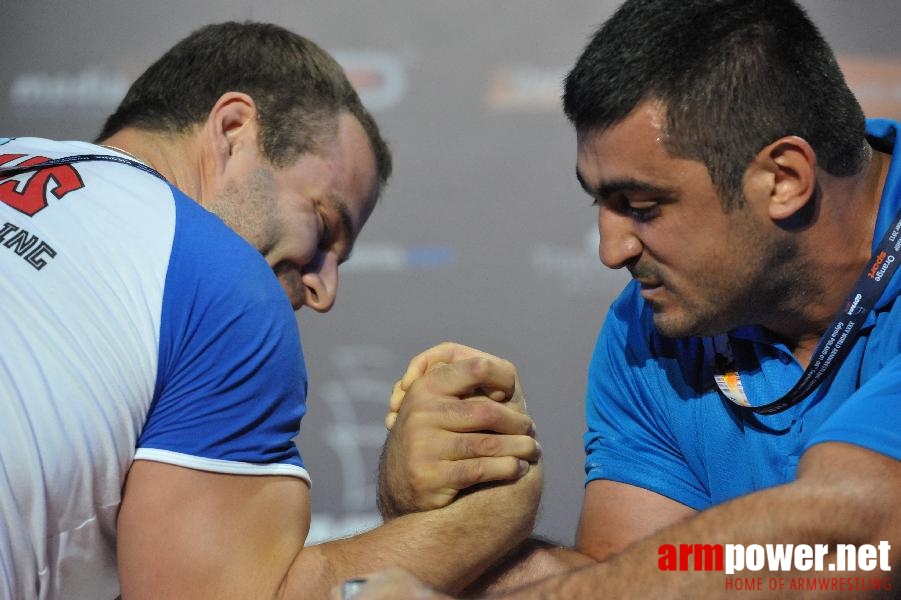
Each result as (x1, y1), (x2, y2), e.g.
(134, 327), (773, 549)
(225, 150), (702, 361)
(140, 185), (308, 469)
(584, 119), (901, 510)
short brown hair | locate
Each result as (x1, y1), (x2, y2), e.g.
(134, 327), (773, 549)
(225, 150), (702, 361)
(97, 21), (391, 185)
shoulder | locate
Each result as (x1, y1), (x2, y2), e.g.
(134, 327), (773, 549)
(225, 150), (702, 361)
(158, 186), (302, 384)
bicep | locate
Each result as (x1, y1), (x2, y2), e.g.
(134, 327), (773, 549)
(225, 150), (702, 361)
(117, 460), (311, 600)
(797, 442), (901, 540)
(575, 480), (695, 561)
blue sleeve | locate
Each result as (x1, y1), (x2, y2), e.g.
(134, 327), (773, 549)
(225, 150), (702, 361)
(805, 307), (901, 460)
(584, 283), (709, 509)
(137, 188), (309, 480)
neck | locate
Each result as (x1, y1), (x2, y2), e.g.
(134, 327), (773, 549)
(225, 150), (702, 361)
(98, 128), (209, 201)
(764, 148), (891, 368)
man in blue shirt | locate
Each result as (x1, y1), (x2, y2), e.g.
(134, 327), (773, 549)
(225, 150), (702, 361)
(368, 0), (899, 597)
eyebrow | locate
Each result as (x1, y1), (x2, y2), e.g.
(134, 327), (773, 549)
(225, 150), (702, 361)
(575, 169), (675, 201)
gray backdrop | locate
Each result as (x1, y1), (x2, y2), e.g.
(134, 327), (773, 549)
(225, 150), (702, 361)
(4, 1), (901, 546)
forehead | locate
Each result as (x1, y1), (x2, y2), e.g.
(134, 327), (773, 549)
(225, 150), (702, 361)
(575, 102), (725, 207)
(576, 101), (676, 187)
(287, 113), (380, 237)
(328, 113), (380, 237)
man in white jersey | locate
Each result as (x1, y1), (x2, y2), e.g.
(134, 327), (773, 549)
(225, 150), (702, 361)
(0, 22), (541, 599)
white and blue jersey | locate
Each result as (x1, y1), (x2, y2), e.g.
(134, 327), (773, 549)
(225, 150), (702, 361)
(0, 138), (310, 599)
(584, 119), (901, 510)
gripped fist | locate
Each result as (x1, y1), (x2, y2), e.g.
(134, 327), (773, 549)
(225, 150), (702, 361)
(386, 342), (519, 430)
(378, 343), (541, 517)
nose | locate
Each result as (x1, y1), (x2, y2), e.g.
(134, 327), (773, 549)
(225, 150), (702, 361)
(300, 250), (339, 313)
(598, 206), (642, 269)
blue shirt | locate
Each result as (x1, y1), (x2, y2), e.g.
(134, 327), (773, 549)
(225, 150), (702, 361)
(583, 119), (901, 510)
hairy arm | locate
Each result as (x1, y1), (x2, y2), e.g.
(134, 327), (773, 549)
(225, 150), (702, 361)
(118, 356), (543, 599)
(302, 463), (541, 596)
(118, 455), (541, 599)
(459, 474), (695, 594)
(496, 442), (901, 599)
(346, 443), (900, 599)
(374, 341), (691, 594)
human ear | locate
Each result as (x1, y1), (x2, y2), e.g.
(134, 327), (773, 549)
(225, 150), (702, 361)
(203, 92), (259, 177)
(745, 136), (817, 222)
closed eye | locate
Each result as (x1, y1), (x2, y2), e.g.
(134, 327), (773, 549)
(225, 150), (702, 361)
(577, 172), (672, 224)
(317, 211), (334, 251)
(625, 201), (661, 223)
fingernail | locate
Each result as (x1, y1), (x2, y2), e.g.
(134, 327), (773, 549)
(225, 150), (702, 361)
(518, 459), (529, 476)
(528, 422), (537, 437)
(342, 578), (367, 599)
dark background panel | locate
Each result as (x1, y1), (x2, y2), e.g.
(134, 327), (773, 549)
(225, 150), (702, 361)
(3, 0), (899, 545)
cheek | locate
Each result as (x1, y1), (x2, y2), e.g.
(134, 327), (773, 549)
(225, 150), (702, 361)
(645, 235), (716, 290)
(275, 212), (322, 264)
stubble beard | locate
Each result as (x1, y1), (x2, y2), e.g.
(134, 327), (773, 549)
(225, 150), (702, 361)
(206, 167), (279, 256)
(649, 232), (808, 340)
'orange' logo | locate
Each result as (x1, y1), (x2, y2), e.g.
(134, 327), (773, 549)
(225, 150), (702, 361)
(868, 250), (888, 279)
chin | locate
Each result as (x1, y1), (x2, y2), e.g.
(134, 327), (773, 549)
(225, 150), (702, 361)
(652, 319), (692, 339)
(651, 309), (709, 339)
(655, 310), (741, 339)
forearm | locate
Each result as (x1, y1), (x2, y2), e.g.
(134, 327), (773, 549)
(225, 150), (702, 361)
(463, 538), (596, 596)
(283, 466), (543, 598)
(495, 445), (900, 599)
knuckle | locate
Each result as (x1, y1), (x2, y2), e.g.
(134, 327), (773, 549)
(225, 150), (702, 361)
(499, 357), (517, 375)
(477, 435), (502, 456)
(430, 341), (456, 359)
(467, 356), (493, 379)
(403, 382), (437, 411)
(473, 402), (501, 429)
(409, 462), (435, 493)
(501, 455), (522, 477)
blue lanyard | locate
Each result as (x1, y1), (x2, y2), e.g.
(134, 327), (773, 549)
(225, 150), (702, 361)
(0, 153), (167, 183)
(713, 207), (901, 415)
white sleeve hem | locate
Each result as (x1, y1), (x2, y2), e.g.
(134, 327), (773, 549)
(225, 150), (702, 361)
(133, 448), (312, 486)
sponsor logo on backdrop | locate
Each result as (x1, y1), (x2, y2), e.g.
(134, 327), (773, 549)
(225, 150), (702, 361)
(7, 49), (406, 119)
(341, 242), (457, 272)
(532, 227), (625, 294)
(487, 65), (567, 111)
(6, 55), (899, 119)
(9, 68), (129, 117)
(334, 51), (408, 112)
(484, 56), (901, 116)
(306, 345), (397, 544)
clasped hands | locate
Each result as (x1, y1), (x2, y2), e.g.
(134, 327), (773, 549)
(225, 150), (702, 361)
(378, 342), (542, 517)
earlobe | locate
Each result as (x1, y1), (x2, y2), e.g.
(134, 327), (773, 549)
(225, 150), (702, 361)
(755, 136), (818, 222)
